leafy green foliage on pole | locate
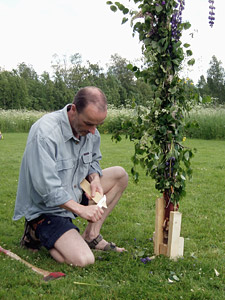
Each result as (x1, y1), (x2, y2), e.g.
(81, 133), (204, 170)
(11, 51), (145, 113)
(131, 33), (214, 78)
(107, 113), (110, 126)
(107, 0), (201, 206)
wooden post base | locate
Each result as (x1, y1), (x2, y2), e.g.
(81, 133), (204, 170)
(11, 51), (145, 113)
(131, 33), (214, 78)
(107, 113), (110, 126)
(154, 197), (184, 260)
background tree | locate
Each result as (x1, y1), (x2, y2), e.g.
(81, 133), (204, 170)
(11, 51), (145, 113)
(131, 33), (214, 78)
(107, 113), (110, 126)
(197, 56), (225, 104)
(197, 75), (209, 98)
(206, 55), (225, 104)
(0, 70), (28, 109)
(107, 54), (135, 106)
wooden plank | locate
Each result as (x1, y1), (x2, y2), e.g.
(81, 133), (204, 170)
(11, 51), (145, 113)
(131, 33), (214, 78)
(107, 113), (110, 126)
(80, 179), (107, 208)
(167, 211), (183, 259)
(159, 243), (168, 255)
(178, 237), (184, 257)
(154, 197), (165, 255)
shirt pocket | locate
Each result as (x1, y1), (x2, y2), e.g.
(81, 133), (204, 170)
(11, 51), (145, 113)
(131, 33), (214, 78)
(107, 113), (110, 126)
(81, 152), (92, 177)
(82, 152), (92, 164)
(56, 158), (75, 186)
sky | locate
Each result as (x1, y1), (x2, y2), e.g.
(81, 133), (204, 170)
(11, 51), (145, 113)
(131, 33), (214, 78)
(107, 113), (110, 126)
(0, 0), (224, 83)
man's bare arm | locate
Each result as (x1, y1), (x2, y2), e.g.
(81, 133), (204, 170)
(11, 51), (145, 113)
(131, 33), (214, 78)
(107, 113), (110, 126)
(59, 200), (104, 223)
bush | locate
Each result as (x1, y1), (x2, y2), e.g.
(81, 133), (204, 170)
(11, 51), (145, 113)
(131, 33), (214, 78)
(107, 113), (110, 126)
(1, 106), (225, 140)
(98, 105), (136, 134)
(0, 109), (46, 133)
(185, 105), (225, 140)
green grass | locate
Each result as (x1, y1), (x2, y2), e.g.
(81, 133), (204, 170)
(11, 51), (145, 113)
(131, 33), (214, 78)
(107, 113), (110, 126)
(0, 134), (224, 300)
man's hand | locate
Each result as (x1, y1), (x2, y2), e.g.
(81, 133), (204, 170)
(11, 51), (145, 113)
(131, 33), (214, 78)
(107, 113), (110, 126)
(87, 173), (103, 198)
(60, 200), (104, 223)
(78, 204), (104, 223)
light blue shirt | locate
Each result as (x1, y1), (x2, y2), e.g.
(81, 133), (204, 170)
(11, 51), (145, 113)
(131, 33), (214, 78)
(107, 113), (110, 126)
(13, 105), (102, 221)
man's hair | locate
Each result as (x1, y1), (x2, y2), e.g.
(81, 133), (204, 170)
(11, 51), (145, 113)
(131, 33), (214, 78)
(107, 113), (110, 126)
(73, 86), (107, 113)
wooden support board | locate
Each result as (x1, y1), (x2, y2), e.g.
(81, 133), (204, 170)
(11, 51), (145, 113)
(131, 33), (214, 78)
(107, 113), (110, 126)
(154, 197), (165, 255)
(167, 211), (184, 259)
(80, 179), (107, 208)
(153, 198), (184, 259)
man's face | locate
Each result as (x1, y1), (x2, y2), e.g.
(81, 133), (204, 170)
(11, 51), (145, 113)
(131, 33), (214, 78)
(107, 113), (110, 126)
(69, 103), (107, 137)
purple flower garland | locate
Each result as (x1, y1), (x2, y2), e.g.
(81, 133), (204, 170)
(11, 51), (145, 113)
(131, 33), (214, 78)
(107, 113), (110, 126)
(171, 0), (185, 41)
(208, 0), (215, 27)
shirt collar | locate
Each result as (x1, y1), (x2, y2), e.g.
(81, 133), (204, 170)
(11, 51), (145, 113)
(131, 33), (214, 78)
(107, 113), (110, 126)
(60, 104), (79, 143)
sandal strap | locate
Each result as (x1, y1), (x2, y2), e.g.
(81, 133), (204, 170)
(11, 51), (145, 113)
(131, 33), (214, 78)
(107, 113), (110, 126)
(104, 242), (117, 251)
(86, 234), (103, 249)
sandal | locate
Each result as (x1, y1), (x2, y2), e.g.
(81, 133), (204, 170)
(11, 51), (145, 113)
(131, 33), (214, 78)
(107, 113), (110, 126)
(85, 234), (117, 251)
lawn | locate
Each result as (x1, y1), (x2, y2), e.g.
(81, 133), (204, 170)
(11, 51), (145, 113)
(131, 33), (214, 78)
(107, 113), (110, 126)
(0, 133), (224, 300)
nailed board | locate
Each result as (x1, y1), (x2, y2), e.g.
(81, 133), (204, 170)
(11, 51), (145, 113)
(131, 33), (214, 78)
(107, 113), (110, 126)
(167, 211), (184, 259)
(154, 198), (184, 259)
(154, 197), (165, 255)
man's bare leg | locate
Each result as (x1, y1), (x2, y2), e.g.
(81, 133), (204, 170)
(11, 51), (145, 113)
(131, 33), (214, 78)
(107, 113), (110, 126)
(49, 229), (95, 267)
(82, 166), (128, 252)
(49, 166), (128, 264)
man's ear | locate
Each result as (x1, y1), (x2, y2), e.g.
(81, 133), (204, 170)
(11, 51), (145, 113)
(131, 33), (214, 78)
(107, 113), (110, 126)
(71, 104), (77, 112)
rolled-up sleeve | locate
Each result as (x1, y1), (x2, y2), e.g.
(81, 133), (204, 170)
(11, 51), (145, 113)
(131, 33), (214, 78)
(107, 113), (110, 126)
(26, 135), (72, 207)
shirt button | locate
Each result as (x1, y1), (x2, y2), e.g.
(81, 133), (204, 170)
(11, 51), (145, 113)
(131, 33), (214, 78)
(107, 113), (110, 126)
(74, 184), (77, 188)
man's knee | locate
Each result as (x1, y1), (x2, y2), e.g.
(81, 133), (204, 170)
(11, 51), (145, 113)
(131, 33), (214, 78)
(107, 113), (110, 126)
(102, 166), (128, 192)
(116, 166), (129, 188)
(71, 251), (95, 267)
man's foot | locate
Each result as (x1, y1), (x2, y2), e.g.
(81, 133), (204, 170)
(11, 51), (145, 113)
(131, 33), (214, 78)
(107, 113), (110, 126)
(84, 234), (126, 252)
(20, 220), (42, 251)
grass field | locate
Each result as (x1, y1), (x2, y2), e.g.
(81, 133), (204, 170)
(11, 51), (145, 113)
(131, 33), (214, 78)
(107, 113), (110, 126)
(0, 133), (224, 300)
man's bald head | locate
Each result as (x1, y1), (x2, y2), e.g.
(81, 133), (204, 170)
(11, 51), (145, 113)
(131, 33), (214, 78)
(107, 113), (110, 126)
(73, 86), (107, 113)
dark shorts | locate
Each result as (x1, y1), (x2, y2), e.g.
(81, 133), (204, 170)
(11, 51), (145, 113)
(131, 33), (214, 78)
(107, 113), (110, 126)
(34, 193), (89, 250)
(35, 215), (79, 250)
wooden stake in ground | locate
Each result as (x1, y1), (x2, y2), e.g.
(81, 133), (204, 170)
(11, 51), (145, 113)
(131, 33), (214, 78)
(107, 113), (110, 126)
(0, 246), (66, 281)
(153, 198), (184, 260)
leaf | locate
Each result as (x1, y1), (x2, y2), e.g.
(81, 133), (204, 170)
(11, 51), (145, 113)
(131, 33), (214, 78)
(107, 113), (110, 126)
(181, 175), (186, 180)
(183, 22), (191, 30)
(122, 17), (128, 24)
(184, 151), (190, 161)
(106, 1), (113, 4)
(138, 116), (142, 124)
(137, 250), (145, 257)
(115, 1), (124, 10)
(168, 87), (177, 94)
(123, 8), (129, 14)
(110, 5), (117, 12)
(155, 5), (163, 13)
(187, 58), (195, 66)
(127, 63), (133, 70)
(143, 38), (151, 46)
(172, 275), (180, 281)
(183, 43), (190, 48)
(151, 41), (158, 49)
(186, 50), (193, 56)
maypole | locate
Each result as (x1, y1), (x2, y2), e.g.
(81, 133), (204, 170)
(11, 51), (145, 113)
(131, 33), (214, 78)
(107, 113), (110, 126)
(107, 0), (215, 258)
